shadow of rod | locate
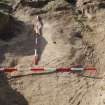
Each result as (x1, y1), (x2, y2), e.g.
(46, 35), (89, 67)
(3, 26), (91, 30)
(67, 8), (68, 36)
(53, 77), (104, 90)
(8, 71), (102, 80)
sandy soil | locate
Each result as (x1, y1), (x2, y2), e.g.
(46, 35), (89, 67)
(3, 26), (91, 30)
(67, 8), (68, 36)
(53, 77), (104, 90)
(0, 4), (105, 105)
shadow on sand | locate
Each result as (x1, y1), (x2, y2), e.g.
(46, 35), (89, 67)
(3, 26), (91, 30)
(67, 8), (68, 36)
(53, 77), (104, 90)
(0, 44), (8, 64)
(34, 34), (47, 63)
(0, 72), (28, 105)
(0, 20), (47, 65)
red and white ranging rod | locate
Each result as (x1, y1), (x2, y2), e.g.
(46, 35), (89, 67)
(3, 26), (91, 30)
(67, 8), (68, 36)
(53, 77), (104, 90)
(34, 34), (39, 65)
(0, 67), (96, 73)
(31, 67), (96, 72)
(0, 67), (17, 72)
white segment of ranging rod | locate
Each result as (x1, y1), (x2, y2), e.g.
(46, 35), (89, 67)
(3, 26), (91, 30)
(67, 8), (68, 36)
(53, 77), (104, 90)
(71, 68), (84, 71)
(44, 68), (56, 72)
(35, 37), (38, 44)
(35, 49), (37, 56)
(0, 68), (5, 71)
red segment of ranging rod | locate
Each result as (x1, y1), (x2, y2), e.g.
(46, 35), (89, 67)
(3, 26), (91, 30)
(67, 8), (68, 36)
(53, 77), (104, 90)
(31, 67), (44, 71)
(0, 67), (17, 72)
(83, 68), (96, 71)
(5, 68), (17, 72)
(56, 68), (70, 72)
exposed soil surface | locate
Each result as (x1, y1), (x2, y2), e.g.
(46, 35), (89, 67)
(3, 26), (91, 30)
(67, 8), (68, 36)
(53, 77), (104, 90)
(0, 0), (105, 105)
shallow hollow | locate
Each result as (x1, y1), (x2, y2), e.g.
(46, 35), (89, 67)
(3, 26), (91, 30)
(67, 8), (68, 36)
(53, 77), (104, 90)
(65, 0), (77, 5)
(21, 0), (50, 8)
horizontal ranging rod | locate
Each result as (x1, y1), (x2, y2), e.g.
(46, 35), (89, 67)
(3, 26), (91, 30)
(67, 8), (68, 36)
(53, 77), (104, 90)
(0, 67), (96, 72)
(0, 67), (17, 72)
